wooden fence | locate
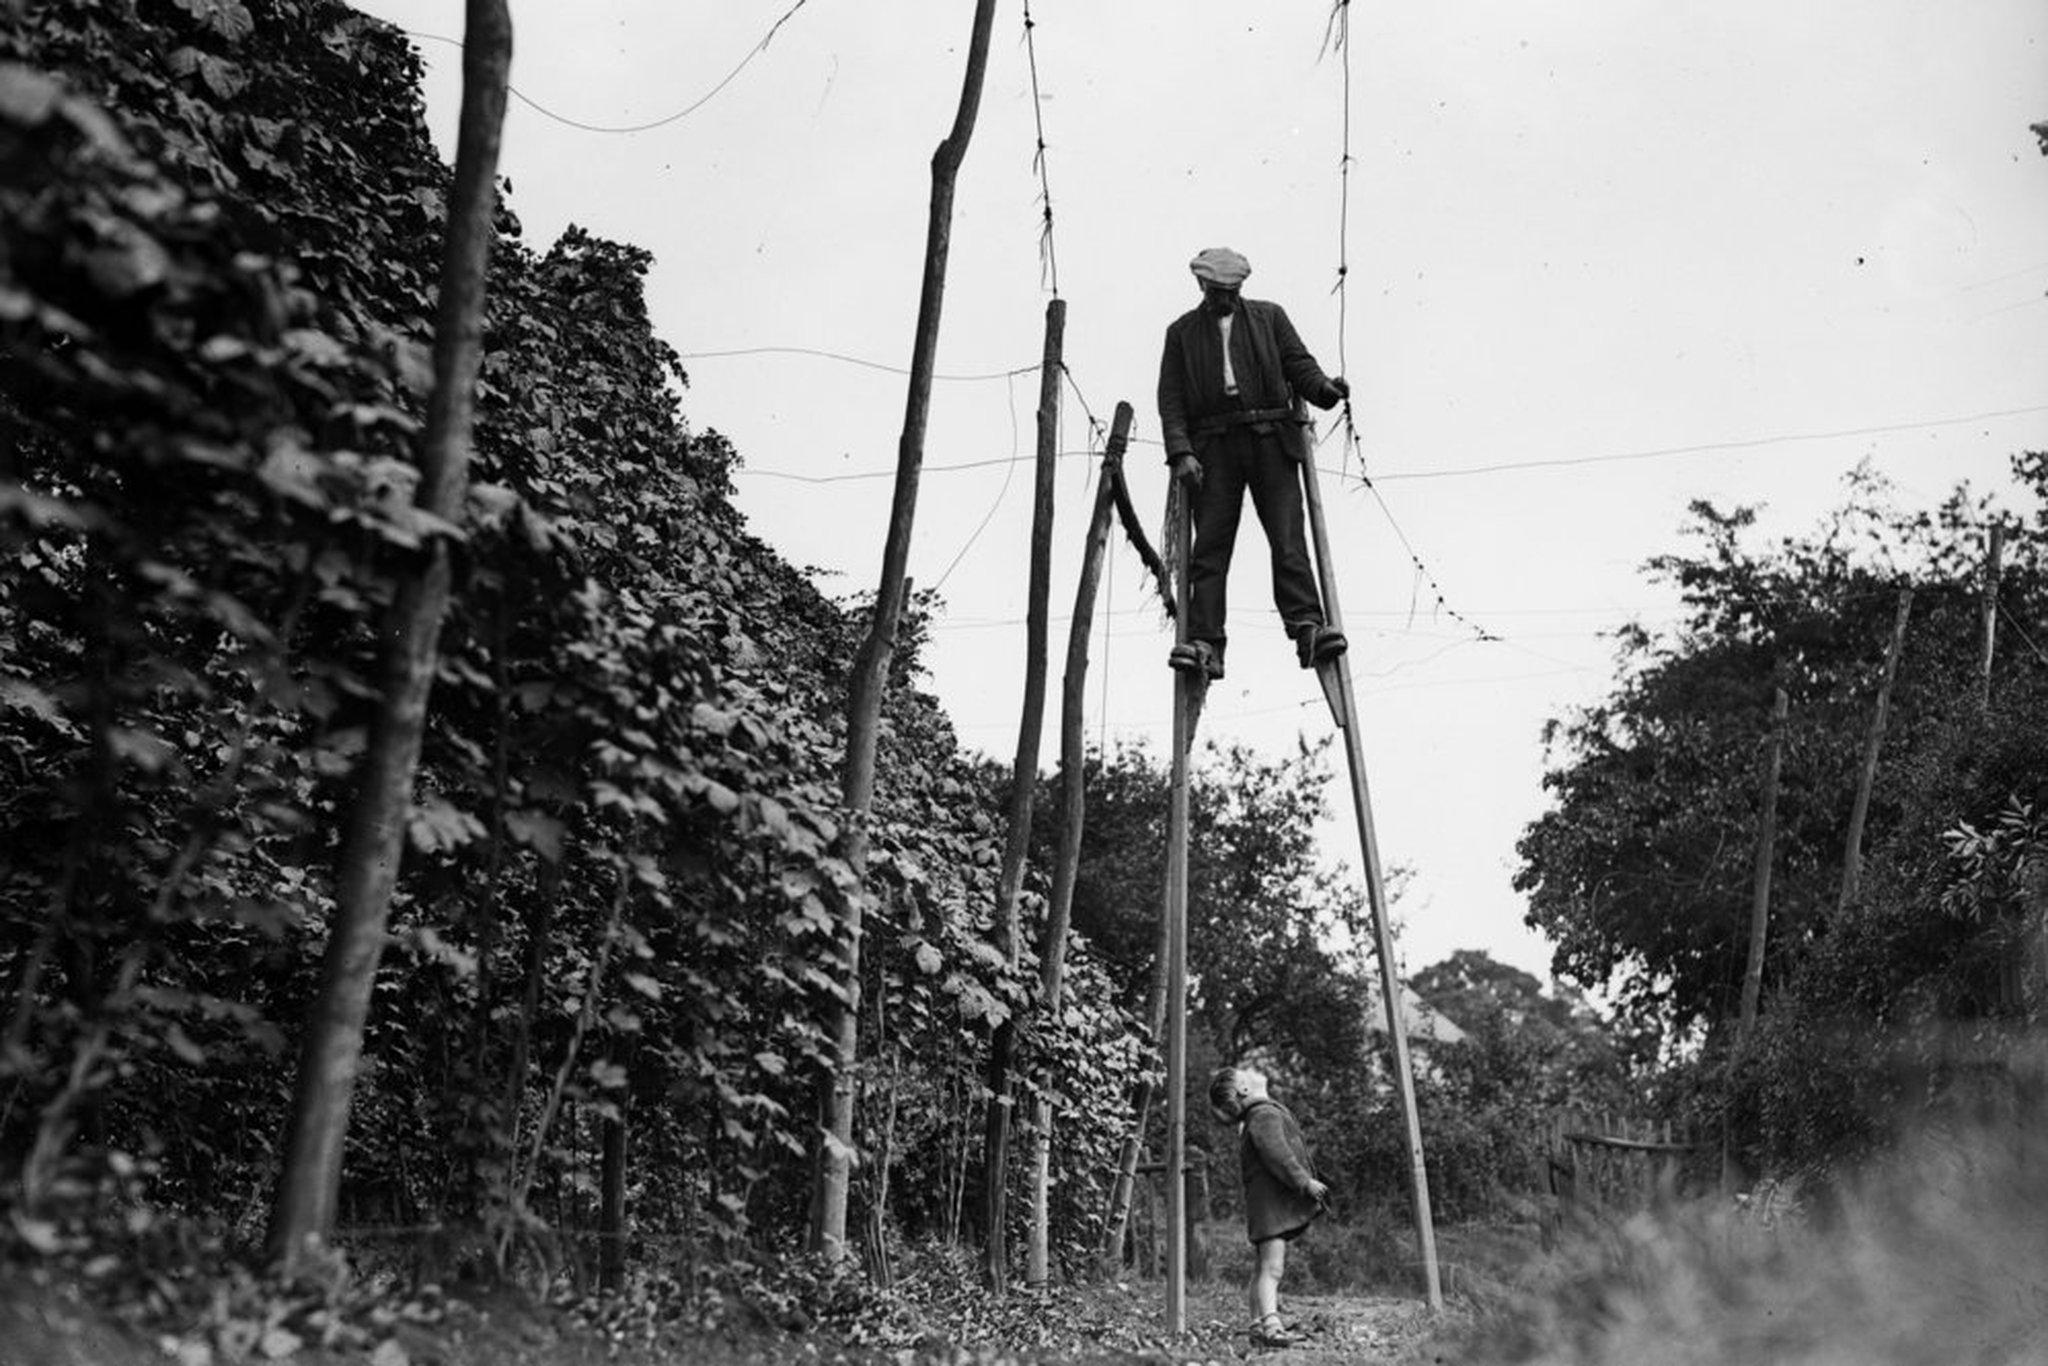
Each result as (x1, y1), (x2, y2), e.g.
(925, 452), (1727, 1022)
(1542, 1109), (1706, 1235)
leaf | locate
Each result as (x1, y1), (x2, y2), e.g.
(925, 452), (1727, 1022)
(83, 230), (172, 298)
(167, 48), (249, 100)
(163, 1023), (206, 1066)
(369, 1339), (411, 1366)
(170, 0), (256, 41)
(258, 1326), (302, 1360)
(0, 481), (96, 531)
(257, 440), (332, 510)
(282, 327), (350, 369)
(819, 1129), (860, 1167)
(10, 1212), (60, 1254)
(0, 677), (65, 727)
(914, 942), (943, 975)
(504, 808), (565, 862)
(0, 63), (64, 129)
(407, 796), (485, 854)
(106, 727), (176, 773)
(409, 926), (478, 979)
(753, 1051), (787, 1077)
(691, 703), (736, 736)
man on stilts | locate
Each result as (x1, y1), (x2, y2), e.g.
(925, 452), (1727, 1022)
(1158, 246), (1350, 681)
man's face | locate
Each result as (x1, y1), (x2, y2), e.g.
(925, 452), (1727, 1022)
(1199, 282), (1240, 317)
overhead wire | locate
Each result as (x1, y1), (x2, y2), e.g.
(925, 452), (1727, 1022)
(679, 347), (1037, 382)
(1365, 403), (2048, 484)
(929, 370), (1026, 593)
(400, 1), (813, 135)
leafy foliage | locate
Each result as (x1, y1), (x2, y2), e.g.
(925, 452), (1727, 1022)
(0, 0), (1147, 1301)
(1517, 462), (2048, 1170)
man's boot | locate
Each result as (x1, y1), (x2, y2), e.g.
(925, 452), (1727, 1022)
(1168, 638), (1225, 680)
(1292, 622), (1348, 669)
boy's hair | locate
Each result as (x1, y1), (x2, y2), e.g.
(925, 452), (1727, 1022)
(1207, 1066), (1242, 1114)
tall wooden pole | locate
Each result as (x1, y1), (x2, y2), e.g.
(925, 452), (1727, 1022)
(1295, 421), (1442, 1311)
(1027, 402), (1132, 1288)
(268, 0), (511, 1270)
(814, 0), (1000, 1259)
(1738, 686), (1789, 1042)
(982, 298), (1066, 1292)
(1837, 588), (1914, 916)
(1163, 475), (1196, 1333)
(1980, 523), (2004, 707)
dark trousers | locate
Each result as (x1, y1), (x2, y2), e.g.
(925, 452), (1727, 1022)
(1187, 427), (1323, 649)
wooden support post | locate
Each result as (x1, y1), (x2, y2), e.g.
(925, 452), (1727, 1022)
(1838, 589), (1914, 915)
(1980, 522), (2004, 707)
(1739, 686), (1789, 1041)
(1725, 684), (1789, 1192)
(818, 0), (1001, 1258)
(1026, 401), (1132, 1289)
(1100, 918), (1167, 1275)
(269, 0), (512, 1270)
(1294, 416), (1442, 1312)
(982, 297), (1066, 1293)
(1162, 472), (1197, 1334)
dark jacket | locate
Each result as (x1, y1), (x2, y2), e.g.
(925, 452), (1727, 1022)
(1157, 298), (1341, 462)
(1238, 1097), (1323, 1244)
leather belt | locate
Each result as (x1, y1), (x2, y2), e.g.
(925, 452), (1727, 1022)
(1188, 405), (1298, 436)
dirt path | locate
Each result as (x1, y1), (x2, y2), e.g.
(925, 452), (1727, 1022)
(1241, 1291), (1445, 1363)
(1131, 1283), (1452, 1364)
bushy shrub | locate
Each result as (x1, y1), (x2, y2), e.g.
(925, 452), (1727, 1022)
(1445, 1048), (2048, 1365)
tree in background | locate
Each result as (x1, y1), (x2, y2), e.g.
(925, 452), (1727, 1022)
(1517, 461), (2048, 1172)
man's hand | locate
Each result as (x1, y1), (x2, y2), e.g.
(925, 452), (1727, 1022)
(1172, 454), (1203, 488)
(1327, 376), (1350, 403)
(1305, 1178), (1330, 1206)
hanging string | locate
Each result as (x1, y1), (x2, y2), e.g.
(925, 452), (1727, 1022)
(1324, 0), (1357, 479)
(1021, 0), (1060, 296)
(1318, 2), (1495, 646)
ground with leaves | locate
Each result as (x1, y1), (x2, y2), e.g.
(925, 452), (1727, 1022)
(1, 1265), (1457, 1366)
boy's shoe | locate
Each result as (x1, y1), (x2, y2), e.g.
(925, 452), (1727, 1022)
(1168, 639), (1225, 680)
(1249, 1320), (1297, 1351)
(1293, 623), (1348, 669)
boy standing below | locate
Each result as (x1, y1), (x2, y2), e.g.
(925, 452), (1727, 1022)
(1209, 1064), (1329, 1350)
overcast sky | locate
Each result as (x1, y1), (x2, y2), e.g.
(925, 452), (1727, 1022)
(354, 0), (2048, 985)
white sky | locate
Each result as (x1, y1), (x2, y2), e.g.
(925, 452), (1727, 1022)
(353, 1), (2048, 983)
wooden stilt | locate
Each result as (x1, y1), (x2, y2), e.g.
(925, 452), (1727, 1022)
(1162, 474), (1200, 1335)
(1294, 415), (1443, 1311)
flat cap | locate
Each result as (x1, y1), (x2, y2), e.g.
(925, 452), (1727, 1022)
(1188, 247), (1252, 287)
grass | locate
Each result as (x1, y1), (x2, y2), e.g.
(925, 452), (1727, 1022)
(1433, 1104), (2048, 1365)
